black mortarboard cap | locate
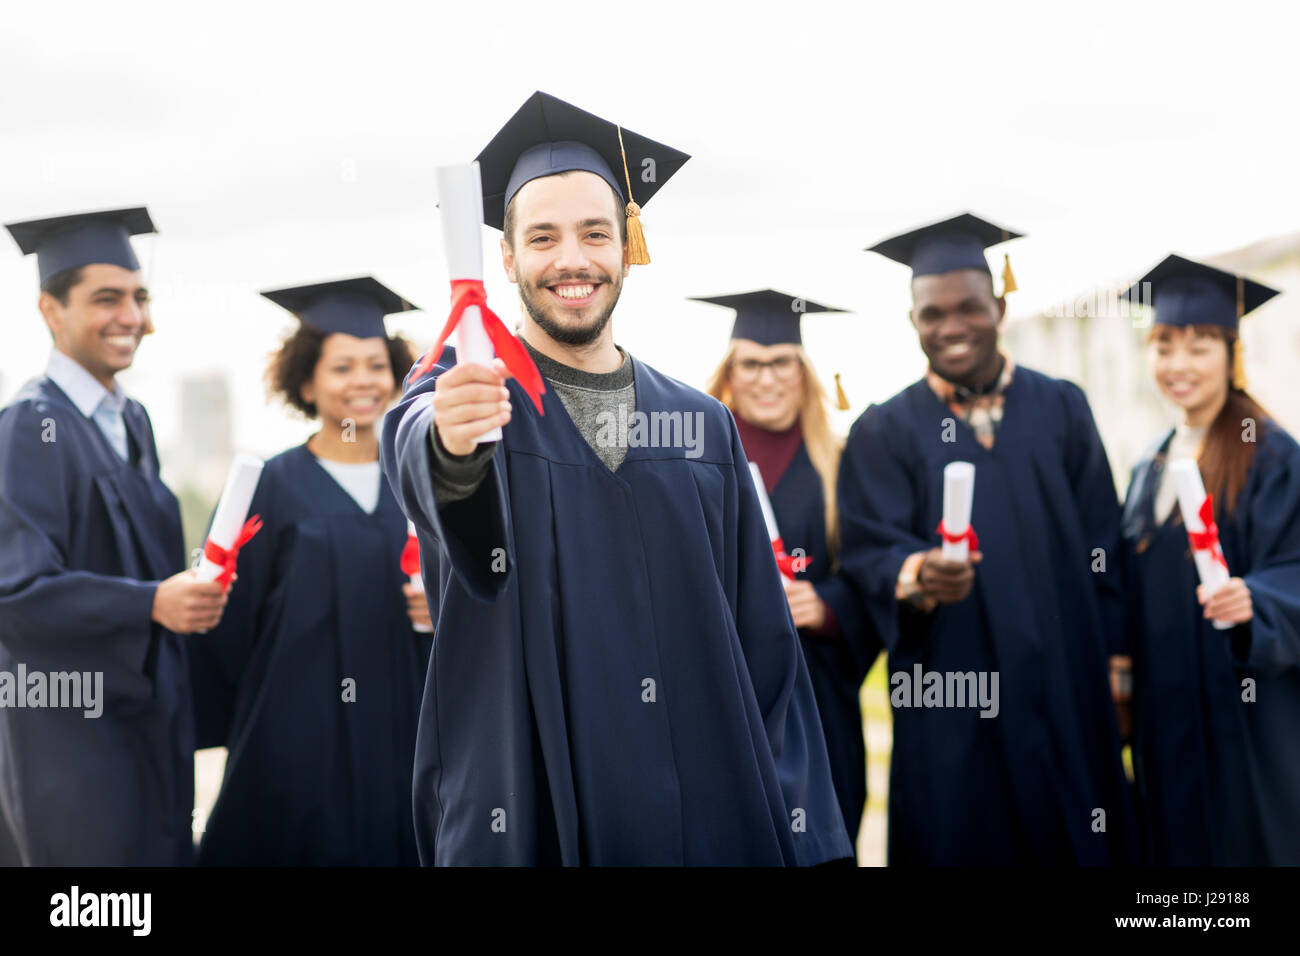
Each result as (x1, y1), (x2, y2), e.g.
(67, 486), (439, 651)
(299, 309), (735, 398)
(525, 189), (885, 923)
(5, 206), (155, 285)
(1119, 254), (1279, 331)
(866, 212), (1022, 280)
(475, 91), (690, 241)
(689, 289), (848, 346)
(260, 276), (418, 338)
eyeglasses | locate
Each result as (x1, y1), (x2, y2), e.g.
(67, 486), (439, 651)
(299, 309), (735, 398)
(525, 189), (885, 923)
(730, 355), (801, 382)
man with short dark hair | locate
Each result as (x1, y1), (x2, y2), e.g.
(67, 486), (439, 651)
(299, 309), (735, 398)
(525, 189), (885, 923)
(0, 207), (226, 865)
(838, 213), (1135, 865)
(384, 93), (852, 865)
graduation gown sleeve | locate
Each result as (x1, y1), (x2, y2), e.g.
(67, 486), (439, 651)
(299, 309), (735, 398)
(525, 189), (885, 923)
(836, 403), (931, 654)
(0, 396), (158, 683)
(1232, 426), (1300, 676)
(1060, 381), (1127, 657)
(382, 360), (511, 603)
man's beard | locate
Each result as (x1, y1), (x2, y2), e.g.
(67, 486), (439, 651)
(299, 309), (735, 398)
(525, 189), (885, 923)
(517, 268), (623, 347)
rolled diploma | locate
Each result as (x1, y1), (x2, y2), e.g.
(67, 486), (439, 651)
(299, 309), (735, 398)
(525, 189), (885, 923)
(748, 462), (781, 543)
(195, 453), (264, 582)
(436, 162), (500, 444)
(405, 520), (432, 634)
(1170, 458), (1233, 630)
(941, 461), (976, 562)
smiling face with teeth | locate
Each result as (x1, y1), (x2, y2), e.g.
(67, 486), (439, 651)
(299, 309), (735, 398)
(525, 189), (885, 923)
(299, 333), (398, 432)
(1148, 323), (1231, 425)
(501, 170), (628, 349)
(38, 263), (151, 390)
(910, 269), (1005, 389)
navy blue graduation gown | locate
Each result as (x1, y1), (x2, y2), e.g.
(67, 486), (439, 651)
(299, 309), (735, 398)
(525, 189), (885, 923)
(1122, 422), (1300, 865)
(0, 376), (192, 866)
(837, 367), (1134, 865)
(382, 349), (853, 866)
(753, 438), (879, 842)
(188, 444), (432, 865)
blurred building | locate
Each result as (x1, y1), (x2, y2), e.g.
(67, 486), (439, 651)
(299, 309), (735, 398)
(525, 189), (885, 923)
(165, 372), (234, 554)
(168, 373), (233, 497)
(1004, 230), (1300, 488)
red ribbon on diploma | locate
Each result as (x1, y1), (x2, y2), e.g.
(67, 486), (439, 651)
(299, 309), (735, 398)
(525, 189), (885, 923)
(400, 532), (421, 577)
(772, 536), (813, 580)
(411, 279), (546, 415)
(1187, 494), (1229, 571)
(202, 515), (263, 593)
(936, 519), (979, 552)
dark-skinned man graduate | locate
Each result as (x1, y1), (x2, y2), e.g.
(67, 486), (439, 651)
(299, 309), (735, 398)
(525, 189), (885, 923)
(382, 92), (852, 866)
(837, 213), (1135, 865)
(0, 208), (227, 865)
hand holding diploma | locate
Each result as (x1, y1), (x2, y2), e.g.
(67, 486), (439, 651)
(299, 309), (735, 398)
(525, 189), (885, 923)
(1171, 459), (1240, 630)
(414, 162), (545, 447)
(920, 462), (983, 604)
(151, 571), (227, 635)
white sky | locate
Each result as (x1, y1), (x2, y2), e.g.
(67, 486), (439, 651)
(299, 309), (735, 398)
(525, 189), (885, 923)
(3, 0), (1298, 458)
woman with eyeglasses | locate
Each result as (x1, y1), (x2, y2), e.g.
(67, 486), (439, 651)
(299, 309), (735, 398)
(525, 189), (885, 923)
(700, 290), (879, 850)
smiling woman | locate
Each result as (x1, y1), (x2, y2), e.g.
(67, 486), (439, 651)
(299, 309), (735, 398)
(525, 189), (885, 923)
(186, 276), (437, 865)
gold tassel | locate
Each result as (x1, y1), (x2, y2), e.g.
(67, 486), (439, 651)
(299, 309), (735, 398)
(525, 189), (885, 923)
(834, 373), (850, 411)
(1232, 338), (1249, 392)
(1001, 253), (1017, 296)
(624, 200), (650, 265)
(617, 125), (650, 265)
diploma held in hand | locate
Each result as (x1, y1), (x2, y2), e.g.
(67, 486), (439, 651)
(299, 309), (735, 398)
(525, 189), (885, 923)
(938, 461), (977, 562)
(1170, 458), (1233, 630)
(196, 453), (264, 593)
(410, 162), (546, 444)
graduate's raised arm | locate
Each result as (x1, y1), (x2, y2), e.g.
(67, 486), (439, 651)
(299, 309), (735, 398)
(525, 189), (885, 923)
(725, 416), (855, 866)
(382, 351), (512, 602)
(0, 400), (221, 676)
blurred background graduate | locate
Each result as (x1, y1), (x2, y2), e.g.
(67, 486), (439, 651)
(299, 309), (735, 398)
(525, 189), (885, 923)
(701, 290), (878, 846)
(0, 208), (227, 865)
(837, 213), (1135, 865)
(188, 277), (433, 865)
(1119, 256), (1300, 865)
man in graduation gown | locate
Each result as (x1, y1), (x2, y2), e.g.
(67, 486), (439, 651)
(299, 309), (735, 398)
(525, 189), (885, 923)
(838, 213), (1134, 865)
(0, 208), (227, 865)
(382, 92), (852, 866)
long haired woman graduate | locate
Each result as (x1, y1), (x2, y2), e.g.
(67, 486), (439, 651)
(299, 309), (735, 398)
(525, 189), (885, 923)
(1119, 255), (1300, 865)
(702, 290), (879, 846)
(188, 277), (434, 865)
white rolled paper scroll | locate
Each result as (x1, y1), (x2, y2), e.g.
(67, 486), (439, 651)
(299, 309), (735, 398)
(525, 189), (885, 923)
(196, 453), (264, 583)
(748, 462), (781, 543)
(1170, 458), (1233, 630)
(436, 162), (500, 444)
(941, 461), (976, 562)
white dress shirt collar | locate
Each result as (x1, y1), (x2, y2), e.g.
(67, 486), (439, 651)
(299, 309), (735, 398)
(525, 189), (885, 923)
(45, 348), (128, 419)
